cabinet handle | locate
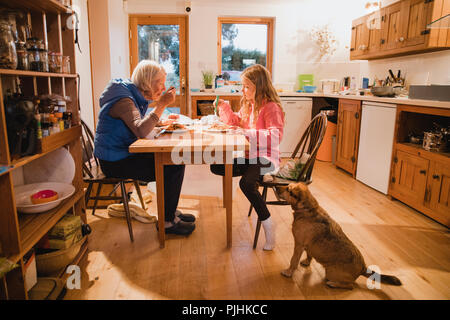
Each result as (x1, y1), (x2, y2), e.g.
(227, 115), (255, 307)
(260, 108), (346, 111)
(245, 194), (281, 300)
(381, 39), (386, 44)
(419, 170), (426, 175)
(399, 37), (405, 42)
(432, 174), (440, 180)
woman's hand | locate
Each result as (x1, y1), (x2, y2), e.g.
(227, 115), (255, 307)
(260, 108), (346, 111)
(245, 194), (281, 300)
(153, 87), (176, 118)
(158, 87), (176, 107)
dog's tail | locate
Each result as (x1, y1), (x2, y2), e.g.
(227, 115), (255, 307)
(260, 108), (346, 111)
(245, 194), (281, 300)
(361, 267), (402, 286)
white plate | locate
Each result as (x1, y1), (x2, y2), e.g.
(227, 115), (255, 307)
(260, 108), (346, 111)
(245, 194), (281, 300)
(15, 182), (76, 214)
(203, 128), (230, 133)
(23, 148), (75, 184)
(165, 129), (189, 133)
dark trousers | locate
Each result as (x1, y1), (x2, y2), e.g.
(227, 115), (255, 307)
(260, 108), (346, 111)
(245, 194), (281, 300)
(99, 153), (185, 222)
(210, 158), (274, 222)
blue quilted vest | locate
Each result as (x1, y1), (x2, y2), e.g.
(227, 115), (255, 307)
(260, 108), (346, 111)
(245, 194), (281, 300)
(93, 79), (150, 161)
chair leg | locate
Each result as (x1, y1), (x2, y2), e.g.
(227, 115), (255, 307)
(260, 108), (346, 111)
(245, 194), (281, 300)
(85, 182), (93, 207)
(133, 180), (146, 210)
(252, 186), (268, 249)
(120, 181), (134, 242)
(92, 183), (103, 216)
(107, 183), (120, 197)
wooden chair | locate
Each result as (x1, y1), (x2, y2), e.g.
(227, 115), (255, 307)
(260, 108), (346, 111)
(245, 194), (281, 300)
(249, 112), (327, 249)
(81, 119), (146, 242)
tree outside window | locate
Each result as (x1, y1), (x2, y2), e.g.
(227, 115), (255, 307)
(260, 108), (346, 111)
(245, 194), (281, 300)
(218, 18), (274, 82)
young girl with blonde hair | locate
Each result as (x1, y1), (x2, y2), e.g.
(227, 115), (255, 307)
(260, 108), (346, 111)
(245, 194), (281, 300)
(210, 64), (285, 250)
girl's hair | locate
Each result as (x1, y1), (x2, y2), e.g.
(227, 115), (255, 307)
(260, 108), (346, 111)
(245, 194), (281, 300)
(239, 64), (283, 126)
(131, 60), (166, 96)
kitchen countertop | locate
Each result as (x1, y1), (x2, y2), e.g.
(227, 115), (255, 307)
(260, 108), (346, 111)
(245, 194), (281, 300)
(190, 91), (450, 109)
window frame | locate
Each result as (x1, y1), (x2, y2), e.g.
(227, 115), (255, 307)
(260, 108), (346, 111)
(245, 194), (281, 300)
(217, 17), (274, 81)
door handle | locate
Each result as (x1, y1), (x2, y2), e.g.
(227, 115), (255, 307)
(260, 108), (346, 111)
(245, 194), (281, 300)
(419, 170), (426, 175)
(181, 77), (186, 96)
(432, 174), (440, 180)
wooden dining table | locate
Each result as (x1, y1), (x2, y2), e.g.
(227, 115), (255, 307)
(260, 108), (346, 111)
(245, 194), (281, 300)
(129, 127), (249, 248)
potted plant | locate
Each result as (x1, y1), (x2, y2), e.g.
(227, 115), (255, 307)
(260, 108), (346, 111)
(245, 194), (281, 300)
(202, 70), (214, 92)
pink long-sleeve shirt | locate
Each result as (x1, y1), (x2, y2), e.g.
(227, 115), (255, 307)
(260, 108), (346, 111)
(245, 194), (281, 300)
(218, 100), (284, 167)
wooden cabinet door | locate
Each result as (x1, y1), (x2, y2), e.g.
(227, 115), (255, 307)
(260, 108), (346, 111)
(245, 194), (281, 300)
(335, 99), (361, 176)
(390, 150), (429, 207)
(350, 16), (369, 59)
(404, 0), (431, 47)
(381, 1), (407, 50)
(428, 161), (450, 224)
(366, 8), (384, 55)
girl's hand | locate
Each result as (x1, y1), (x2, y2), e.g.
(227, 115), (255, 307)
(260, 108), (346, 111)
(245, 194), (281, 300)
(217, 99), (229, 109)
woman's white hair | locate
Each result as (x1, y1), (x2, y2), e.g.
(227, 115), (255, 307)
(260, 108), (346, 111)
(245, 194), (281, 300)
(131, 60), (166, 94)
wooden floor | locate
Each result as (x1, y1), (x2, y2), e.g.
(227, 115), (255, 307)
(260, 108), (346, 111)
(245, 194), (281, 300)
(65, 161), (450, 300)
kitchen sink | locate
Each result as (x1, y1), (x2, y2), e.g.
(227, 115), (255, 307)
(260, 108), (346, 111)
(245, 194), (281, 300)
(408, 85), (450, 102)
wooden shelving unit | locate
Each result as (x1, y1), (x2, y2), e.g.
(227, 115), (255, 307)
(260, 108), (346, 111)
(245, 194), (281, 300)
(0, 0), (86, 300)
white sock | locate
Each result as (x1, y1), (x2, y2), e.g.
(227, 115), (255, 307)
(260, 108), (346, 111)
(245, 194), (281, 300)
(164, 216), (181, 228)
(261, 217), (276, 251)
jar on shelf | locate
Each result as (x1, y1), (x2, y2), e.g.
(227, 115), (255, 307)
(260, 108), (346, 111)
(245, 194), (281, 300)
(0, 20), (18, 69)
(27, 38), (42, 71)
(57, 99), (66, 113)
(49, 51), (62, 73)
(16, 41), (28, 70)
(39, 46), (49, 72)
(62, 55), (70, 73)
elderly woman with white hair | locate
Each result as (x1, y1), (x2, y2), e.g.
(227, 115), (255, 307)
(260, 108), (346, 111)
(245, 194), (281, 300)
(94, 60), (195, 236)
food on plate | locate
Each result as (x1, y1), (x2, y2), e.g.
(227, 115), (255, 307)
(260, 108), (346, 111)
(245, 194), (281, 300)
(156, 119), (175, 127)
(168, 114), (179, 120)
(30, 189), (59, 204)
(208, 123), (232, 131)
(166, 123), (186, 131)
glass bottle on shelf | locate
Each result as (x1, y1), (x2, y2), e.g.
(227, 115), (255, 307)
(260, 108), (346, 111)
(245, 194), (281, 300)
(16, 41), (28, 70)
(0, 19), (18, 69)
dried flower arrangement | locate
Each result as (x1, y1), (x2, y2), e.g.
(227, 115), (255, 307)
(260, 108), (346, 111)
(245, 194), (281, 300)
(309, 25), (338, 59)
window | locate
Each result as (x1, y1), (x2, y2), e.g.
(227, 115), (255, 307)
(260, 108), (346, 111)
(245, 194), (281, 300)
(217, 17), (274, 82)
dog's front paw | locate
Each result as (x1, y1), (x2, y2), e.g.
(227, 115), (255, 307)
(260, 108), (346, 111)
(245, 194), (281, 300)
(281, 269), (293, 278)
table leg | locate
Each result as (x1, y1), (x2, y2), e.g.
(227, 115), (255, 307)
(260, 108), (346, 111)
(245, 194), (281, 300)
(155, 153), (165, 248)
(222, 176), (226, 208)
(224, 163), (232, 248)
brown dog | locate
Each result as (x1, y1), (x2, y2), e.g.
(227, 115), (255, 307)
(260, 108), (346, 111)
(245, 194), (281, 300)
(277, 182), (401, 289)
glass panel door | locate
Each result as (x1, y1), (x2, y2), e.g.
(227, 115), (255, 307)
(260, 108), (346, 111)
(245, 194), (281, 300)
(130, 15), (188, 115)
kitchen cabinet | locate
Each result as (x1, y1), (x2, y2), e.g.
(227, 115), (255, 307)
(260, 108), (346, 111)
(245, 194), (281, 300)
(335, 99), (361, 177)
(428, 160), (450, 220)
(191, 94), (241, 119)
(403, 0), (431, 47)
(382, 0), (405, 51)
(350, 16), (369, 59)
(350, 0), (450, 60)
(390, 149), (429, 208)
(388, 104), (450, 227)
(0, 0), (86, 299)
